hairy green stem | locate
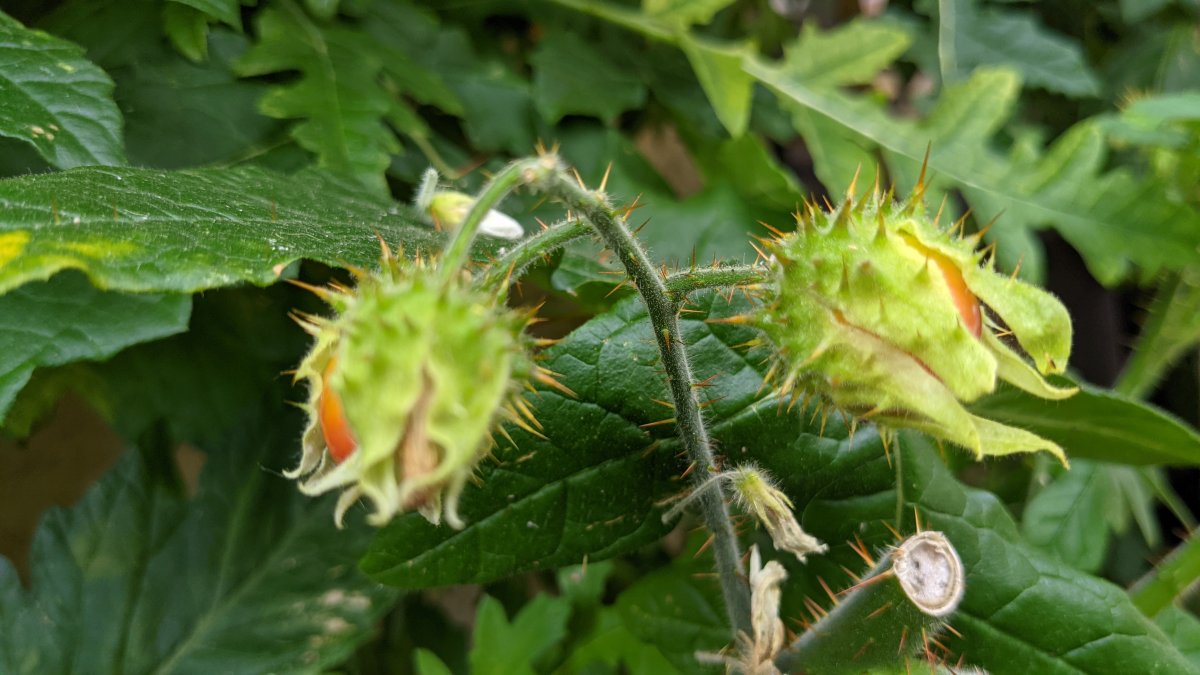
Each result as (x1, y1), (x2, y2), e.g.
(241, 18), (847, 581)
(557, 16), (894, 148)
(1131, 533), (1200, 617)
(439, 157), (553, 285)
(664, 264), (768, 304)
(541, 166), (753, 636)
(1114, 269), (1200, 400)
(480, 218), (594, 291)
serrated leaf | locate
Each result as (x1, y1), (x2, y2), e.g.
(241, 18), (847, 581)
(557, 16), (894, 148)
(678, 34), (754, 137)
(1021, 460), (1113, 572)
(780, 18), (911, 195)
(0, 9), (126, 168)
(115, 30), (283, 168)
(0, 271), (190, 426)
(0, 165), (436, 294)
(359, 292), (765, 588)
(746, 56), (1200, 283)
(616, 562), (726, 673)
(936, 0), (1100, 97)
(782, 18), (913, 88)
(531, 31), (648, 124)
(471, 595), (572, 675)
(0, 402), (397, 674)
(559, 608), (682, 674)
(235, 5), (398, 192)
(970, 380), (1200, 466)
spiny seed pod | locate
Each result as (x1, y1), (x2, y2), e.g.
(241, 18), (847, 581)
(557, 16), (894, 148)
(754, 172), (1076, 463)
(287, 244), (561, 528)
(781, 531), (965, 673)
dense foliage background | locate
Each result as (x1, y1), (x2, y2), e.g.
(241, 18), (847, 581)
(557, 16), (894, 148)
(2, 0), (1200, 672)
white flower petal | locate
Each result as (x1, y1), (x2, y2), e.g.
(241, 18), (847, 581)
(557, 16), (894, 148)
(479, 210), (524, 240)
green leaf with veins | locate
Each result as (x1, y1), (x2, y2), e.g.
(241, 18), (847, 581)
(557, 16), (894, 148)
(471, 595), (572, 675)
(616, 560), (726, 673)
(115, 30), (283, 169)
(0, 165), (436, 294)
(1020, 460), (1113, 573)
(678, 34), (754, 137)
(0, 400), (397, 675)
(970, 380), (1200, 466)
(0, 9), (126, 168)
(932, 0), (1100, 97)
(747, 57), (1200, 284)
(235, 5), (400, 192)
(532, 31), (648, 124)
(0, 271), (191, 427)
(1156, 606), (1200, 669)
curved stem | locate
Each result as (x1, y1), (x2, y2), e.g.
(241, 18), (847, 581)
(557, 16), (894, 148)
(438, 157), (555, 285)
(540, 168), (753, 637)
(480, 218), (593, 292)
(665, 264), (768, 303)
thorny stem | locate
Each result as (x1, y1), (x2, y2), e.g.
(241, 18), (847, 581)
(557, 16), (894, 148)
(540, 162), (754, 637)
(438, 157), (555, 285)
(480, 218), (594, 292)
(665, 265), (768, 304)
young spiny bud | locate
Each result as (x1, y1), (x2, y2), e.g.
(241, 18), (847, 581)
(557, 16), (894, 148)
(755, 175), (1075, 463)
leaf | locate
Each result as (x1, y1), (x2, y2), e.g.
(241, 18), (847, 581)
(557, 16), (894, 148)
(779, 18), (912, 195)
(782, 18), (913, 88)
(471, 595), (572, 675)
(162, 3), (210, 63)
(359, 292), (765, 588)
(742, 424), (1198, 674)
(414, 649), (455, 675)
(642, 0), (735, 26)
(1021, 460), (1113, 573)
(167, 0), (242, 30)
(0, 401), (398, 674)
(935, 0), (1100, 97)
(113, 30), (284, 169)
(616, 562), (726, 673)
(0, 165), (437, 294)
(235, 5), (399, 192)
(0, 271), (190, 427)
(361, 1), (535, 154)
(558, 608), (682, 674)
(1116, 269), (1200, 399)
(1120, 0), (1176, 23)
(690, 134), (806, 212)
(0, 9), (126, 168)
(1156, 606), (1200, 669)
(970, 380), (1200, 466)
(531, 30), (648, 124)
(747, 55), (1200, 283)
(1132, 534), (1200, 617)
(678, 34), (754, 137)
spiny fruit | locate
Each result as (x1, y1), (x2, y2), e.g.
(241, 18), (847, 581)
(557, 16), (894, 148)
(754, 170), (1076, 463)
(287, 244), (558, 528)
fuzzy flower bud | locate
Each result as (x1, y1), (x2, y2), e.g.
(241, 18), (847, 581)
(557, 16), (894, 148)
(287, 248), (543, 528)
(415, 168), (524, 240)
(755, 173), (1076, 463)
